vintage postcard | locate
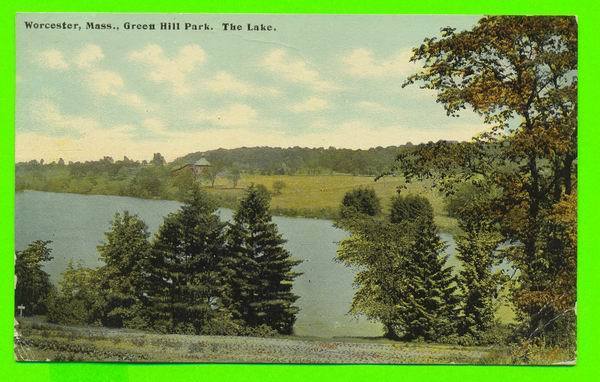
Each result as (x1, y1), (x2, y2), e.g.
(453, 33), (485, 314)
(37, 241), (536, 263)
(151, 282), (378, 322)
(14, 13), (577, 364)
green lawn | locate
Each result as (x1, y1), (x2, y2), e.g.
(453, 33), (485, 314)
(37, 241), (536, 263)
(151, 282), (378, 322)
(206, 174), (459, 233)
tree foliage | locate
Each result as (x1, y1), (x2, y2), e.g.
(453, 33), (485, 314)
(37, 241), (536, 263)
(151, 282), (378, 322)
(390, 194), (434, 224)
(97, 211), (152, 328)
(47, 261), (104, 325)
(224, 185), (302, 334)
(337, 193), (459, 341)
(15, 240), (54, 315)
(340, 187), (382, 218)
(145, 187), (227, 334)
(454, 194), (505, 339)
(397, 16), (577, 344)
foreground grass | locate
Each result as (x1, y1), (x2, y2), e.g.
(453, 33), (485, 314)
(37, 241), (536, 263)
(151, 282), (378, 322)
(14, 318), (572, 365)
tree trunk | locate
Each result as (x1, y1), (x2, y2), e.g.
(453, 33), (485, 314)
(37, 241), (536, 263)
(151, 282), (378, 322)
(525, 154), (541, 263)
(563, 153), (574, 195)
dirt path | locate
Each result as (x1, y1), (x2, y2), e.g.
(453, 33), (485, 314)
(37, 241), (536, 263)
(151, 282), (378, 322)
(16, 318), (496, 364)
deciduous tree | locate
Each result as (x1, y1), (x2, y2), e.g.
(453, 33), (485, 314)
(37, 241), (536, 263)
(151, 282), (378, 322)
(15, 240), (53, 315)
(397, 16), (577, 342)
(97, 211), (152, 328)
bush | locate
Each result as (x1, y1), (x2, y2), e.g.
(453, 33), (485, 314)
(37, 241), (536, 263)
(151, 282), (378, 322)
(340, 187), (381, 217)
(199, 314), (242, 336)
(46, 262), (104, 326)
(238, 324), (278, 338)
(444, 183), (491, 219)
(390, 194), (434, 224)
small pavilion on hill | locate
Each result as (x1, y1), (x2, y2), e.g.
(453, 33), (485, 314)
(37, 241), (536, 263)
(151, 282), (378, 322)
(172, 157), (212, 177)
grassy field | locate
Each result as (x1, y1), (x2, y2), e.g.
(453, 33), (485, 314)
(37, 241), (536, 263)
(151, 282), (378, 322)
(14, 318), (573, 365)
(205, 174), (459, 234)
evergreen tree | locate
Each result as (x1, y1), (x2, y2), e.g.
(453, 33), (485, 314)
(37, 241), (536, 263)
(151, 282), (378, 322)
(145, 188), (226, 333)
(15, 240), (54, 315)
(390, 195), (459, 340)
(224, 185), (302, 334)
(97, 211), (152, 328)
(452, 195), (504, 339)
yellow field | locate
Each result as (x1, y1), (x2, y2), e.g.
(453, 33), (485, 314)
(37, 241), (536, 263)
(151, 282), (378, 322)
(205, 174), (458, 233)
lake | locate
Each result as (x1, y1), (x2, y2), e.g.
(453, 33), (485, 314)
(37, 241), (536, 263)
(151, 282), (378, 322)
(15, 190), (456, 338)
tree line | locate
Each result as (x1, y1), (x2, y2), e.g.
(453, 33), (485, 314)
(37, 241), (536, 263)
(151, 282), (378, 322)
(14, 146), (416, 207)
(176, 145), (412, 176)
(15, 185), (301, 336)
(15, 145), (416, 199)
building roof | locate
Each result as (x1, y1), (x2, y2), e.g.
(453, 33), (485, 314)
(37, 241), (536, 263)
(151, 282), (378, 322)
(193, 158), (211, 166)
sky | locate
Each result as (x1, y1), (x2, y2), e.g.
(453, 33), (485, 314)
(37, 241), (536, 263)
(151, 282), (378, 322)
(16, 13), (486, 163)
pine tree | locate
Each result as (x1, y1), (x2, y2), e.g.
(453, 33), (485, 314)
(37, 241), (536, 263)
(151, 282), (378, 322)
(389, 194), (459, 341)
(449, 191), (504, 340)
(97, 211), (151, 328)
(145, 188), (226, 334)
(396, 217), (460, 340)
(224, 185), (302, 334)
(455, 228), (502, 338)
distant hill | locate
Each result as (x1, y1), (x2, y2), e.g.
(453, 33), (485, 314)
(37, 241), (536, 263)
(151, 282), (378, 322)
(173, 145), (415, 176)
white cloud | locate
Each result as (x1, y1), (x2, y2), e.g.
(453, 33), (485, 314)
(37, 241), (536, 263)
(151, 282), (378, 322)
(191, 103), (259, 127)
(18, 106), (488, 163)
(82, 68), (152, 112)
(86, 69), (124, 96)
(261, 49), (338, 92)
(74, 44), (104, 69)
(129, 44), (206, 95)
(16, 126), (288, 163)
(142, 118), (168, 134)
(342, 48), (415, 78)
(356, 101), (393, 113)
(30, 99), (100, 135)
(290, 97), (329, 113)
(204, 71), (281, 97)
(34, 49), (69, 70)
(120, 92), (151, 111)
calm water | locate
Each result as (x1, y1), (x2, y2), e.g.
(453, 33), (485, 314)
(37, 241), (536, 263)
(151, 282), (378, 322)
(15, 190), (456, 338)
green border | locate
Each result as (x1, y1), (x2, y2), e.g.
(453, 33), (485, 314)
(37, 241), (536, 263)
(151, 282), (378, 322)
(1, 1), (597, 381)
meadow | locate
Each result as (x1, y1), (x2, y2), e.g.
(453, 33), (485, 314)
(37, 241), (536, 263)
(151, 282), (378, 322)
(205, 174), (459, 234)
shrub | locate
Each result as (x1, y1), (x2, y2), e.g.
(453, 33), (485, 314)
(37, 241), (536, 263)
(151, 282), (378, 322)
(390, 194), (434, 224)
(238, 324), (278, 338)
(199, 314), (242, 336)
(340, 187), (381, 217)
